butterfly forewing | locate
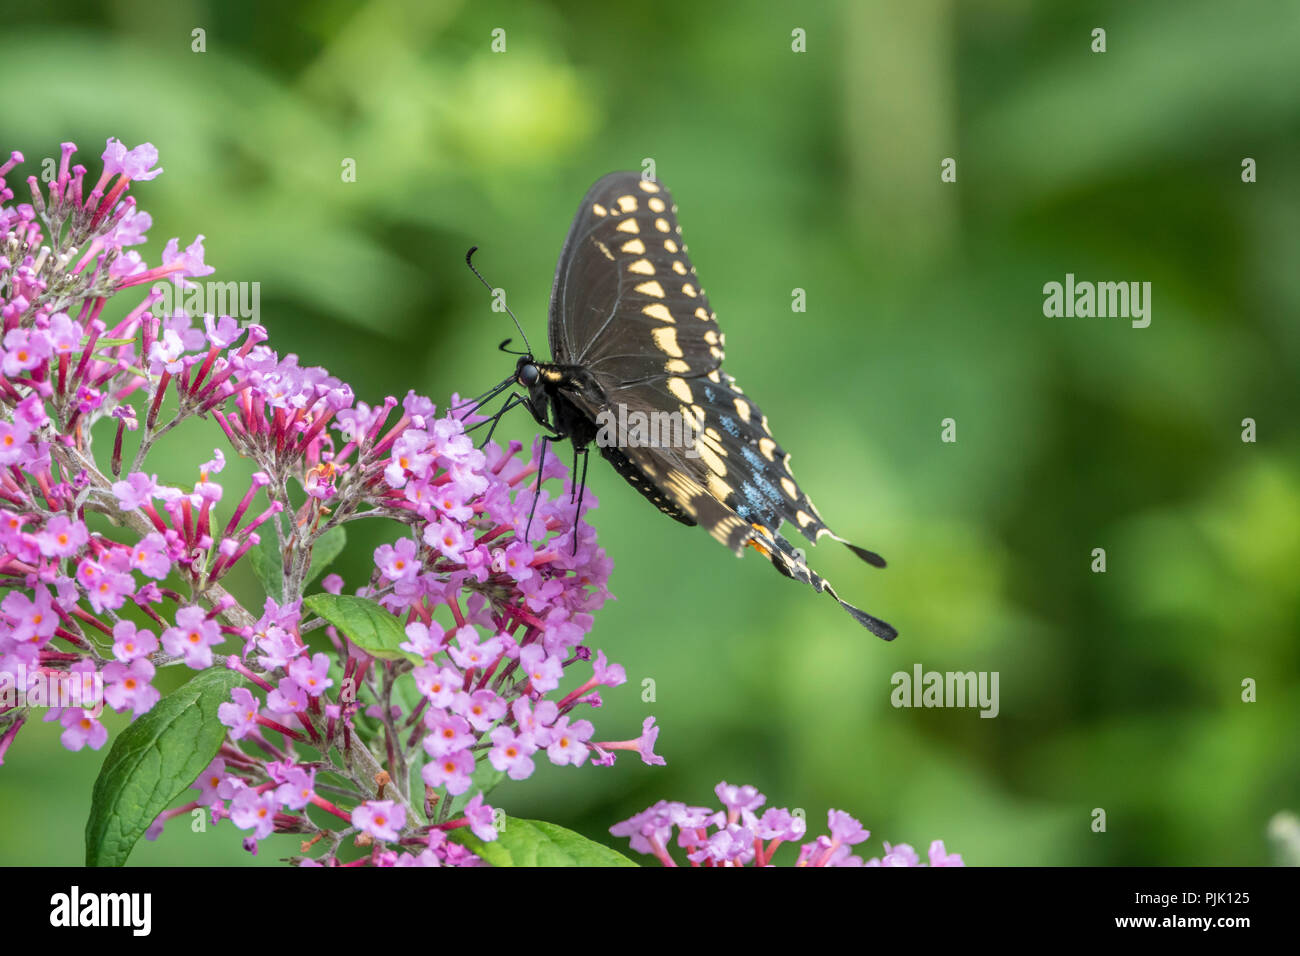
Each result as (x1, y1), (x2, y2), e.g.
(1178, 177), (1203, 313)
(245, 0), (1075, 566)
(549, 172), (724, 383)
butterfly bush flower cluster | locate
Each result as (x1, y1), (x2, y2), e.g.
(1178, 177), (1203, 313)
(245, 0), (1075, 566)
(612, 781), (965, 867)
(0, 140), (662, 866)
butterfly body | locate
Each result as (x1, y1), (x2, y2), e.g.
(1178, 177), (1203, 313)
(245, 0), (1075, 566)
(500, 172), (897, 640)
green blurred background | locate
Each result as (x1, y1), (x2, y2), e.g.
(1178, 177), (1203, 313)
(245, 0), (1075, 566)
(1, 0), (1297, 866)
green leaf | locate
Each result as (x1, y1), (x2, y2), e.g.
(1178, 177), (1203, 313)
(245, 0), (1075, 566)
(248, 526), (346, 603)
(85, 667), (244, 867)
(305, 525), (347, 587)
(454, 818), (638, 867)
(303, 593), (418, 663)
(247, 532), (285, 602)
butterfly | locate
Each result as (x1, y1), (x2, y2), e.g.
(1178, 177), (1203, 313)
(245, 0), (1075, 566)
(467, 171), (896, 640)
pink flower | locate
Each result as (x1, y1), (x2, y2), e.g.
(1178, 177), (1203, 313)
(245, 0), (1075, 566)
(421, 748), (474, 795)
(288, 652), (333, 697)
(0, 420), (31, 466)
(161, 605), (223, 669)
(34, 515), (88, 558)
(1, 586), (57, 644)
(218, 687), (261, 740)
(191, 758), (226, 806)
(546, 716), (594, 767)
(161, 234), (214, 286)
(111, 620), (158, 661)
(102, 658), (159, 716)
(488, 726), (537, 781)
(274, 766), (316, 811)
(353, 800), (405, 842)
(101, 138), (163, 181)
(60, 708), (108, 751)
(423, 709), (475, 758)
(127, 532), (171, 579)
(229, 788), (278, 840)
(2, 327), (51, 376)
(112, 472), (158, 510)
(462, 793), (498, 842)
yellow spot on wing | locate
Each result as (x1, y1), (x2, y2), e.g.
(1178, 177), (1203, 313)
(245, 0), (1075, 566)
(662, 470), (705, 517)
(654, 218), (671, 232)
(682, 283), (697, 297)
(733, 397), (751, 422)
(758, 437), (777, 460)
(634, 280), (666, 298)
(697, 443), (727, 476)
(617, 195), (638, 213)
(592, 203), (608, 216)
(652, 327), (683, 357)
(638, 179), (660, 193)
(664, 239), (679, 253)
(665, 358), (690, 373)
(620, 238), (646, 254)
(649, 196), (666, 212)
(627, 258), (655, 275)
(666, 377), (692, 401)
(642, 303), (674, 322)
(706, 472), (734, 501)
(781, 476), (798, 499)
(697, 429), (728, 458)
(616, 218), (639, 234)
(672, 261), (687, 275)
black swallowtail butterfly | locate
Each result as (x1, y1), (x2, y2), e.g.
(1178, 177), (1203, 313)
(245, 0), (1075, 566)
(468, 172), (896, 640)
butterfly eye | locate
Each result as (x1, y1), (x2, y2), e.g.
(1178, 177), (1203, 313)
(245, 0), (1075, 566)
(518, 363), (540, 387)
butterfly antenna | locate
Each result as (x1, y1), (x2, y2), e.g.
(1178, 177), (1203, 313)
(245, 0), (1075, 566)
(466, 246), (534, 356)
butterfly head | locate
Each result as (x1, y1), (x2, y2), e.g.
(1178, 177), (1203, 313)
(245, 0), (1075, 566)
(514, 356), (540, 388)
(513, 353), (556, 416)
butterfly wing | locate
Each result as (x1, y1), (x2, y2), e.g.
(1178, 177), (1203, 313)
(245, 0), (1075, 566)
(548, 172), (895, 639)
(549, 171), (723, 382)
(583, 373), (897, 640)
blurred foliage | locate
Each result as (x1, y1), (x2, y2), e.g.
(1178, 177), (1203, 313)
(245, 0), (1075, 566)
(1, 0), (1297, 866)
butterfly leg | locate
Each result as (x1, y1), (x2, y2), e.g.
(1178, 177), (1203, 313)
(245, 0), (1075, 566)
(523, 433), (558, 543)
(569, 445), (590, 556)
(507, 392), (566, 544)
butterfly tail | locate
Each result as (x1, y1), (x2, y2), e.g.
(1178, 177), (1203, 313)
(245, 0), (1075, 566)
(803, 515), (888, 569)
(840, 537), (887, 569)
(756, 530), (897, 641)
(833, 597), (898, 641)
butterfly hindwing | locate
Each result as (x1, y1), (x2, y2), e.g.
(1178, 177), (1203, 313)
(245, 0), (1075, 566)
(563, 368), (897, 641)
